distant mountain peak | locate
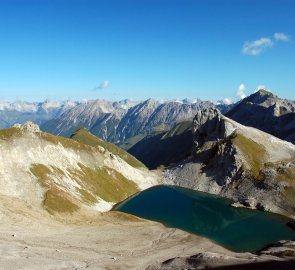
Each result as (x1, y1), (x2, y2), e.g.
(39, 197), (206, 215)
(243, 89), (275, 105)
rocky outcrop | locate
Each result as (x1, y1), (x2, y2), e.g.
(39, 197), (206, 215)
(163, 107), (295, 217)
(192, 108), (241, 186)
(13, 121), (40, 133)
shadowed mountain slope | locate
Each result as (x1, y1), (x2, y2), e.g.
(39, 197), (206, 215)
(128, 121), (193, 169)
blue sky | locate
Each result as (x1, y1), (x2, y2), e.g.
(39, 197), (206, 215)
(0, 0), (294, 102)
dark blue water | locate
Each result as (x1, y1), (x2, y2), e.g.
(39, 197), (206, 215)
(114, 185), (295, 252)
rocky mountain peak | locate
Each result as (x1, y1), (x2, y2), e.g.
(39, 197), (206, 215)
(193, 108), (236, 154)
(245, 89), (275, 105)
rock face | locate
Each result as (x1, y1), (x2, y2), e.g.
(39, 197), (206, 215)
(163, 107), (295, 217)
(192, 108), (241, 186)
(13, 121), (41, 133)
(226, 90), (295, 144)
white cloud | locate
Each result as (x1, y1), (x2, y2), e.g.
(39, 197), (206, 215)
(222, 84), (247, 105)
(236, 84), (247, 99)
(93, 80), (110, 90)
(242, 38), (273, 56)
(243, 32), (290, 56)
(274, 32), (290, 42)
(223, 97), (233, 105)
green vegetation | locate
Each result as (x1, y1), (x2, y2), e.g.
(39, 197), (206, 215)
(73, 163), (139, 203)
(30, 162), (139, 213)
(0, 127), (22, 140)
(71, 128), (146, 168)
(232, 133), (267, 178)
(40, 132), (92, 151)
(30, 164), (79, 214)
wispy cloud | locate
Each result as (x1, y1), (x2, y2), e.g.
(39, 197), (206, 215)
(273, 32), (290, 42)
(243, 38), (273, 56)
(242, 32), (290, 56)
(223, 84), (247, 104)
(222, 97), (233, 105)
(93, 80), (110, 91)
(236, 84), (247, 99)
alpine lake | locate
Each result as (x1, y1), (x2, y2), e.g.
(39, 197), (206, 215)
(114, 185), (295, 252)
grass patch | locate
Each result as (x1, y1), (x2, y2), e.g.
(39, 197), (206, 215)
(40, 132), (92, 151)
(232, 133), (267, 178)
(30, 164), (79, 214)
(30, 162), (139, 213)
(73, 163), (139, 203)
(71, 128), (146, 168)
(0, 127), (22, 140)
(44, 187), (79, 214)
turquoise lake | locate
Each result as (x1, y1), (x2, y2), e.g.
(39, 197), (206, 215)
(114, 185), (295, 252)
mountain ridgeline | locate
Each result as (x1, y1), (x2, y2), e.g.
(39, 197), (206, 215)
(40, 98), (230, 144)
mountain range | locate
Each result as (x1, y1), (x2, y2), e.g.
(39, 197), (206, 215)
(41, 98), (230, 144)
(127, 90), (295, 169)
(0, 100), (79, 129)
(0, 98), (232, 145)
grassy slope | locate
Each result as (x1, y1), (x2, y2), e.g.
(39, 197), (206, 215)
(0, 127), (22, 140)
(0, 127), (142, 214)
(30, 163), (139, 214)
(232, 133), (267, 178)
(70, 128), (146, 169)
(30, 164), (79, 214)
